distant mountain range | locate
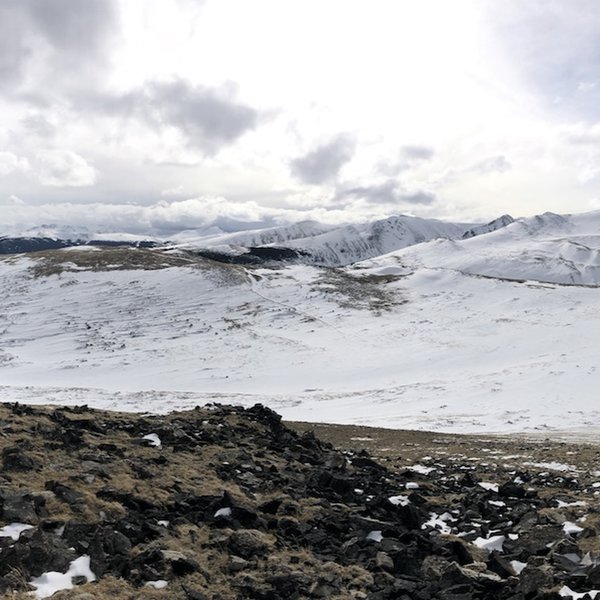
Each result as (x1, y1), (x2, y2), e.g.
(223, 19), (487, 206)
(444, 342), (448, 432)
(1, 213), (514, 265)
(2, 210), (599, 280)
(1, 208), (599, 432)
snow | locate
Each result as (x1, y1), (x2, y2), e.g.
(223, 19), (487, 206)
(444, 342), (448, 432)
(406, 465), (436, 475)
(1, 209), (600, 435)
(488, 500), (506, 507)
(559, 585), (600, 599)
(422, 512), (455, 534)
(478, 482), (499, 493)
(556, 500), (587, 508)
(366, 530), (383, 542)
(30, 555), (96, 599)
(214, 507), (232, 518)
(146, 580), (169, 589)
(563, 521), (585, 535)
(142, 433), (161, 447)
(172, 214), (471, 267)
(388, 495), (410, 506)
(474, 535), (506, 553)
(523, 461), (578, 472)
(510, 560), (527, 575)
(384, 210), (600, 286)
(0, 522), (34, 540)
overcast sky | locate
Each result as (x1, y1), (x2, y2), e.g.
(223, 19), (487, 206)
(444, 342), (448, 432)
(1, 0), (600, 234)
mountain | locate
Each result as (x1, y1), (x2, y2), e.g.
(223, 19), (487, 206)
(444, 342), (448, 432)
(0, 225), (162, 254)
(173, 214), (481, 266)
(170, 220), (336, 249)
(0, 208), (598, 434)
(375, 210), (600, 286)
(461, 214), (515, 238)
(0, 214), (496, 265)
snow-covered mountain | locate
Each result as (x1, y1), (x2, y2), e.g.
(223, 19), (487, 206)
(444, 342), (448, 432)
(1, 214), (495, 265)
(461, 214), (515, 239)
(0, 208), (598, 434)
(372, 210), (600, 286)
(170, 220), (336, 249)
(170, 214), (480, 266)
(0, 224), (161, 254)
(279, 214), (473, 266)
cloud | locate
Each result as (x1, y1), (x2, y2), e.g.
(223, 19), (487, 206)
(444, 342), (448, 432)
(377, 145), (435, 176)
(146, 80), (258, 153)
(0, 151), (30, 176)
(35, 150), (97, 187)
(290, 135), (356, 185)
(4, 194), (25, 205)
(72, 80), (259, 155)
(0, 0), (117, 94)
(161, 185), (186, 198)
(0, 198), (279, 236)
(0, 195), (412, 237)
(341, 179), (437, 206)
(487, 1), (600, 119)
(471, 155), (511, 174)
(400, 145), (435, 161)
(562, 122), (600, 145)
(0, 4), (31, 88)
(24, 0), (116, 60)
(20, 113), (56, 137)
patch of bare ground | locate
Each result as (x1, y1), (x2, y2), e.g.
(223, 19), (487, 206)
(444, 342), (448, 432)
(21, 247), (246, 285)
(309, 268), (406, 314)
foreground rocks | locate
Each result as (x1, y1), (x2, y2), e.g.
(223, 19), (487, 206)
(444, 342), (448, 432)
(0, 402), (599, 599)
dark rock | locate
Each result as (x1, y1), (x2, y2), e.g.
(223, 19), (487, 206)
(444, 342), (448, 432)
(376, 551), (395, 571)
(0, 529), (75, 578)
(2, 447), (37, 471)
(182, 587), (209, 600)
(517, 565), (554, 597)
(45, 481), (85, 507)
(487, 551), (517, 578)
(171, 556), (199, 576)
(0, 489), (46, 523)
(498, 481), (528, 499)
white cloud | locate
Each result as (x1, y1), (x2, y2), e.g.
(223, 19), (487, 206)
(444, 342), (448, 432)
(0, 1), (599, 225)
(471, 155), (512, 175)
(161, 185), (186, 197)
(0, 196), (417, 237)
(0, 152), (30, 176)
(35, 150), (97, 187)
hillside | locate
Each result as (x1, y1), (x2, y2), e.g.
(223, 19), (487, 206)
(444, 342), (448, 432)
(377, 211), (600, 286)
(176, 214), (472, 267)
(0, 207), (599, 433)
(1, 402), (600, 599)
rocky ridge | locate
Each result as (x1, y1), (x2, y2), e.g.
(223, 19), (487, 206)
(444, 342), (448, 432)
(0, 402), (599, 599)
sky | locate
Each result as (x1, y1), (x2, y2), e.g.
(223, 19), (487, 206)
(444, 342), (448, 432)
(1, 0), (600, 235)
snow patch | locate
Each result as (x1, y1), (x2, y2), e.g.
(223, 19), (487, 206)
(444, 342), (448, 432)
(0, 522), (34, 540)
(474, 535), (506, 553)
(30, 555), (96, 599)
(142, 433), (161, 447)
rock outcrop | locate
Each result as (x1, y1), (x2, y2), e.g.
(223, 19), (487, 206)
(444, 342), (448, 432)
(0, 402), (599, 599)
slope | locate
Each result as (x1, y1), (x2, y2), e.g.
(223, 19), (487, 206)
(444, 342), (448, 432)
(376, 211), (600, 286)
(0, 218), (599, 433)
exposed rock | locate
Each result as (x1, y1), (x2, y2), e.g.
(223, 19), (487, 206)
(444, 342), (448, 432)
(0, 401), (598, 599)
(2, 446), (37, 471)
